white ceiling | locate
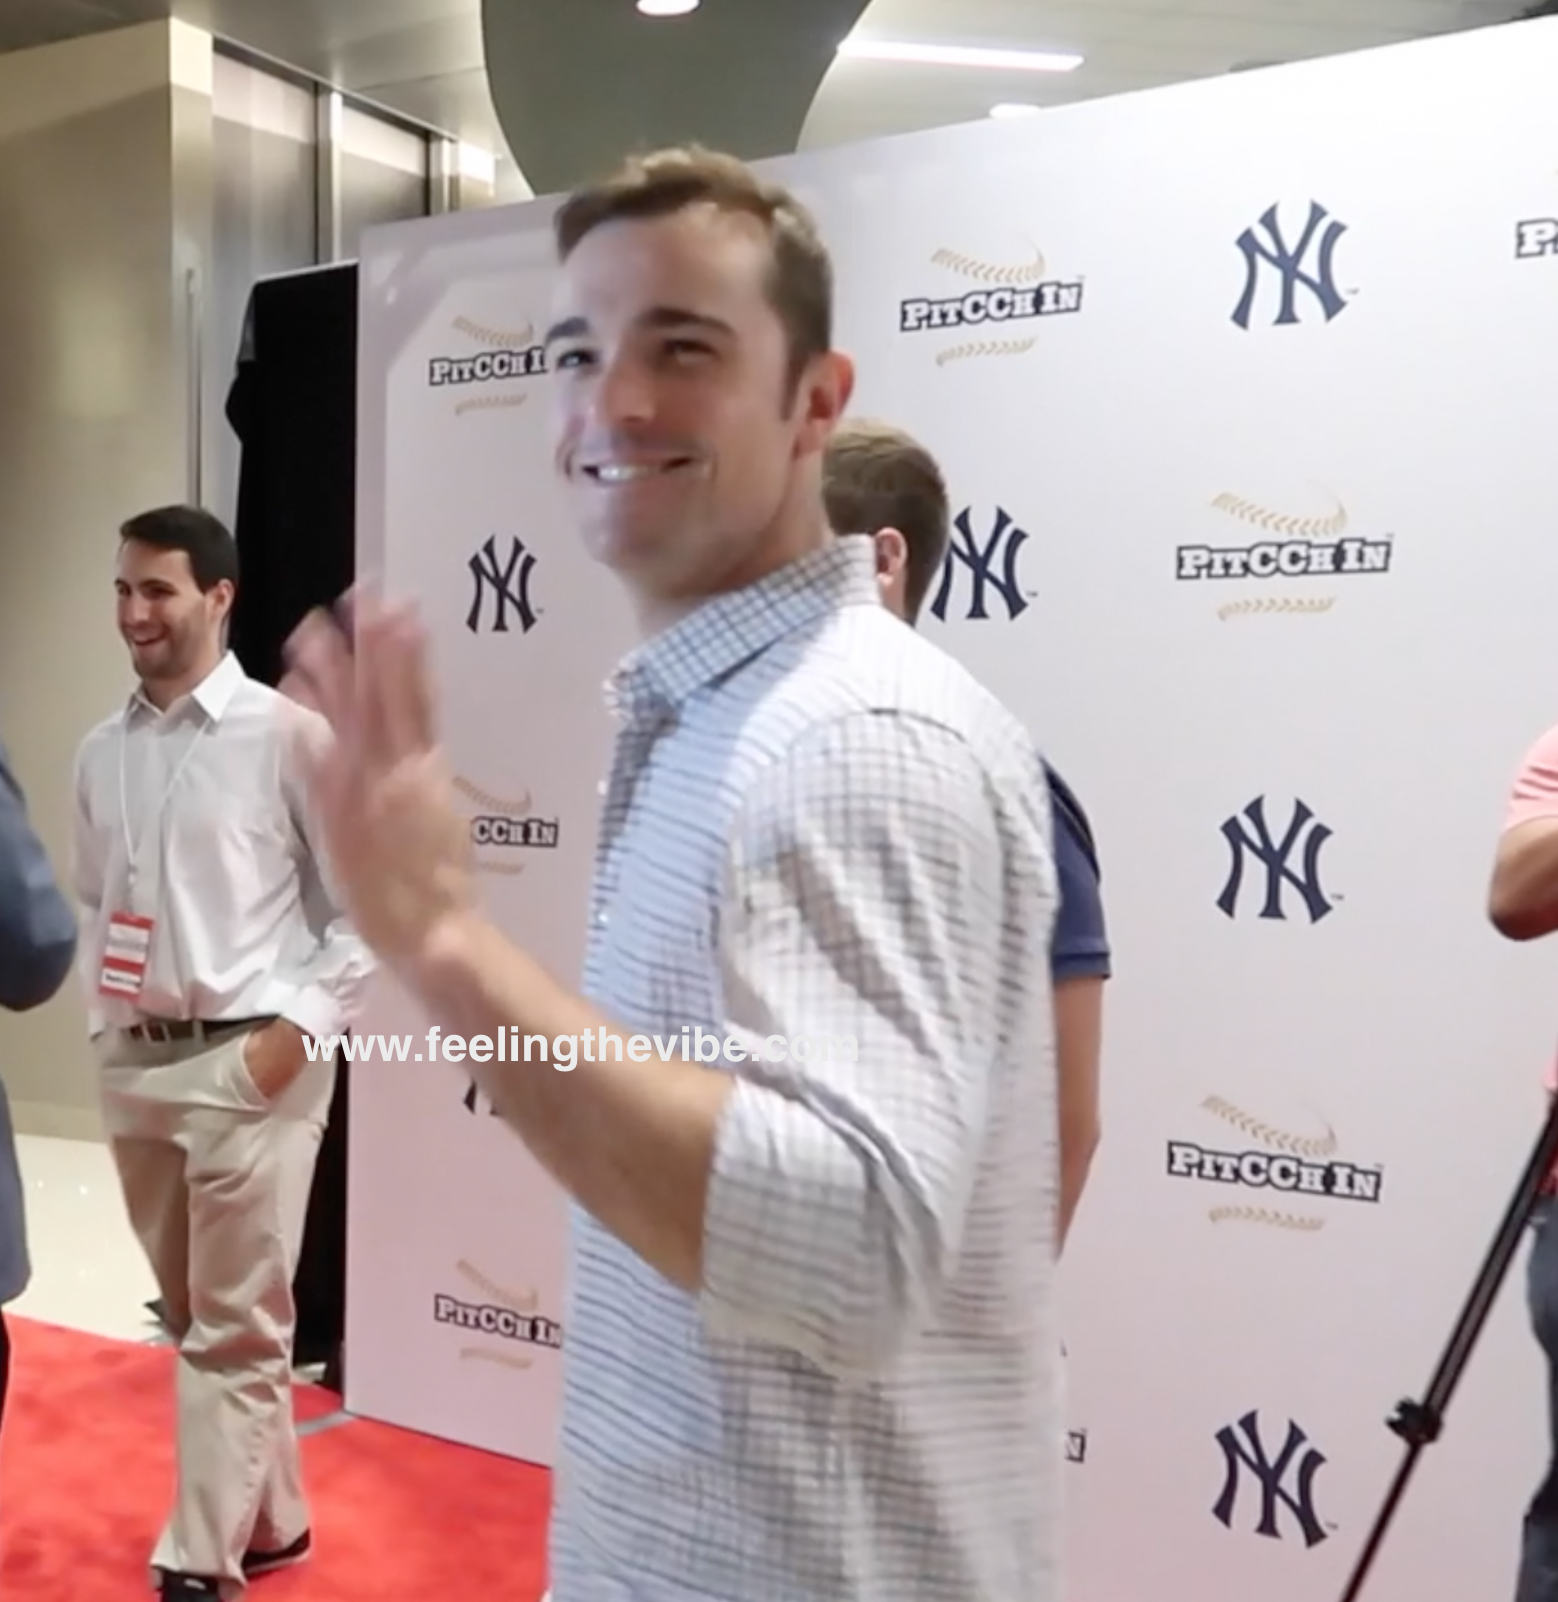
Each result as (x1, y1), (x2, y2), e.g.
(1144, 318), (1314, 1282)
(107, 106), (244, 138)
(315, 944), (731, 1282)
(803, 0), (1529, 149)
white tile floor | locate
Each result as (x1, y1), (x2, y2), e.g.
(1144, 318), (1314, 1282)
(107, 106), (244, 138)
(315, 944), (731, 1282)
(9, 1131), (166, 1342)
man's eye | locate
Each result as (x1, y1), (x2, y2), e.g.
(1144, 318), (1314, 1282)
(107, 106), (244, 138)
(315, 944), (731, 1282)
(553, 348), (593, 370)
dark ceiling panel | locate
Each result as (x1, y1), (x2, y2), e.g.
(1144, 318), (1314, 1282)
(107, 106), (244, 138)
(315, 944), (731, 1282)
(0, 0), (168, 54)
(481, 0), (874, 197)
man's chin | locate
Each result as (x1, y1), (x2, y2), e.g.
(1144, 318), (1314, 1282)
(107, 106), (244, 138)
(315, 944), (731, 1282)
(583, 520), (676, 575)
(130, 647), (176, 678)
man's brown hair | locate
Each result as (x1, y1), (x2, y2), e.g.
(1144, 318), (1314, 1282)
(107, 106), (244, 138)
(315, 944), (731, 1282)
(823, 419), (950, 622)
(553, 144), (833, 395)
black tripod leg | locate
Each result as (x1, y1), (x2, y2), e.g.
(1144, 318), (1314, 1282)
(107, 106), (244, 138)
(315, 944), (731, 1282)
(1338, 1093), (1558, 1602)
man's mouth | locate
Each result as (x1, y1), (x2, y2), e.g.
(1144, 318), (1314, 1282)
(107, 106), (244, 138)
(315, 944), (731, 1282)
(581, 458), (698, 485)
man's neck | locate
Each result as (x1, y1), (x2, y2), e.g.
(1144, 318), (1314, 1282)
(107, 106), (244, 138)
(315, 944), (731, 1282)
(629, 508), (831, 642)
(140, 649), (224, 712)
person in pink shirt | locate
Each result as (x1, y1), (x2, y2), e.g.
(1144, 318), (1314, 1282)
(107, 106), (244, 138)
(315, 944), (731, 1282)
(1490, 717), (1558, 1602)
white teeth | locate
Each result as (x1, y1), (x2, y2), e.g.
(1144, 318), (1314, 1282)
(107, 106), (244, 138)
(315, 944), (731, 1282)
(589, 460), (690, 484)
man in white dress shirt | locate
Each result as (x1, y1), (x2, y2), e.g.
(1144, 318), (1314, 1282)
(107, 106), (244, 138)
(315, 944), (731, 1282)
(282, 146), (1063, 1602)
(70, 504), (373, 1601)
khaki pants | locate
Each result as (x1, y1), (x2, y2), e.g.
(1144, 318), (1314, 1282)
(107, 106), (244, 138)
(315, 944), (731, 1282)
(95, 1022), (335, 1597)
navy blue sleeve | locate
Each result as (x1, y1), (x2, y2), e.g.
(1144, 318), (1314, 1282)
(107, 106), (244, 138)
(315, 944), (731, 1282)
(0, 735), (78, 1013)
(1045, 764), (1111, 984)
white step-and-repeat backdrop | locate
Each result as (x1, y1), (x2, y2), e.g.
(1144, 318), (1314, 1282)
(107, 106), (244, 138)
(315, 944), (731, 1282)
(345, 16), (1558, 1598)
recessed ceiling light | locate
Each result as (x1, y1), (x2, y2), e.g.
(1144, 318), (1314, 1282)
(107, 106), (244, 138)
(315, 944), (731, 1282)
(990, 102), (1043, 118)
(637, 0), (699, 15)
(837, 39), (1082, 73)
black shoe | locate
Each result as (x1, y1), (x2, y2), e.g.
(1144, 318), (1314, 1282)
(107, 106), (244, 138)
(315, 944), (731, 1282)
(158, 1576), (222, 1600)
(242, 1528), (312, 1578)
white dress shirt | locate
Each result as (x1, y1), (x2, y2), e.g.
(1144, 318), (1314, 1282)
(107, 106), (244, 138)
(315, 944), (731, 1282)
(549, 538), (1063, 1602)
(70, 650), (373, 1040)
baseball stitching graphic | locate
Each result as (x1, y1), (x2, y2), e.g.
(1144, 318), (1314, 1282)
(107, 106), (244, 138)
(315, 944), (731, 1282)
(454, 776), (535, 877)
(1207, 1206), (1325, 1233)
(1208, 487), (1347, 621)
(935, 338), (1039, 366)
(455, 394), (528, 417)
(1199, 1094), (1336, 1231)
(930, 244), (1049, 285)
(461, 1348), (534, 1371)
(456, 1258), (538, 1313)
(1210, 489), (1348, 540)
(927, 242), (1054, 365)
(451, 315), (536, 349)
(1217, 597), (1337, 621)
(453, 1259), (542, 1370)
(1201, 1095), (1338, 1159)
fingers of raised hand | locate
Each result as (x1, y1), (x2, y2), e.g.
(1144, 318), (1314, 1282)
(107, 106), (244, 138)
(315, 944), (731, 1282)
(284, 605), (357, 737)
(361, 602), (437, 761)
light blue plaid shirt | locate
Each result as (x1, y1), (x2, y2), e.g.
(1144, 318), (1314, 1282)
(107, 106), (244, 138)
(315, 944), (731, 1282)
(549, 536), (1062, 1602)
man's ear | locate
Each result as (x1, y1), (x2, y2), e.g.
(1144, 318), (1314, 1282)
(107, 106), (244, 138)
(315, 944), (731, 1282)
(212, 578), (237, 637)
(871, 527), (912, 620)
(797, 351), (855, 450)
(872, 526), (908, 580)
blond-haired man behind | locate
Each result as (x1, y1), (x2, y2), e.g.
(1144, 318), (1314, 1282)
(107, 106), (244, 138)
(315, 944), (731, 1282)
(823, 418), (1111, 1247)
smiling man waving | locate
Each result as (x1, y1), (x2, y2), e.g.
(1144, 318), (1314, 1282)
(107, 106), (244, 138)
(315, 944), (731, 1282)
(285, 145), (1064, 1602)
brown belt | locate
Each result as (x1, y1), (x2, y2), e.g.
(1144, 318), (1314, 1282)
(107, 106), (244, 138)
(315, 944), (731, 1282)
(123, 1016), (272, 1044)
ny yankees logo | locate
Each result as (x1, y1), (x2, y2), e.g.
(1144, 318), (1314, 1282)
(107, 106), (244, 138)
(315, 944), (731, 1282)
(929, 507), (1032, 623)
(466, 535), (538, 635)
(1231, 201), (1350, 330)
(1212, 1411), (1329, 1548)
(1217, 796), (1334, 923)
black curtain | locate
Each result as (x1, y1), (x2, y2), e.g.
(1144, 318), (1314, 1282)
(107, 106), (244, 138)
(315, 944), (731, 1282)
(224, 262), (360, 1390)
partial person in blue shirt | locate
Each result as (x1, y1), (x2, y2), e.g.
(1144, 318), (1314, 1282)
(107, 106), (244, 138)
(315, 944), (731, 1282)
(823, 417), (1111, 1247)
(0, 732), (78, 1434)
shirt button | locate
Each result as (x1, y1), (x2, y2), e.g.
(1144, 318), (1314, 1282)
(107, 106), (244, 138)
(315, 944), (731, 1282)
(597, 780), (608, 797)
(594, 910), (608, 929)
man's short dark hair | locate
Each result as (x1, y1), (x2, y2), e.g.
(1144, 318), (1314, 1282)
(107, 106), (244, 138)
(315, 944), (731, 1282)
(822, 419), (950, 622)
(553, 144), (834, 395)
(120, 505), (238, 593)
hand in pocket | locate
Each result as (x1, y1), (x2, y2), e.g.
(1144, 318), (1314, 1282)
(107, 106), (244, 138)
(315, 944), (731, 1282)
(239, 1020), (309, 1103)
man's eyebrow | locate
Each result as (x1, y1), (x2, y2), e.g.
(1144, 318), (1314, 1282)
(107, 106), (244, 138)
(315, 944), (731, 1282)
(638, 306), (734, 338)
(543, 307), (735, 347)
(544, 315), (589, 347)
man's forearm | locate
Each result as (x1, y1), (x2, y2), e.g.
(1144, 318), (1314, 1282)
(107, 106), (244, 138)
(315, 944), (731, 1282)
(1058, 1145), (1098, 1250)
(407, 911), (732, 1289)
(280, 930), (375, 1042)
(1491, 820), (1558, 940)
(1054, 975), (1103, 1251)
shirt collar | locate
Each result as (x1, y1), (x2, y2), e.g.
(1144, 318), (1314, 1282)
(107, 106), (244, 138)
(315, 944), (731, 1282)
(128, 649), (245, 725)
(605, 537), (881, 725)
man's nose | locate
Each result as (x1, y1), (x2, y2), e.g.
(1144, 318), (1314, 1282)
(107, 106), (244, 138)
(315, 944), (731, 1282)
(591, 353), (655, 428)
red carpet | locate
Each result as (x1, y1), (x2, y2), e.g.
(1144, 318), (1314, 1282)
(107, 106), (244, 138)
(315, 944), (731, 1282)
(0, 1317), (551, 1600)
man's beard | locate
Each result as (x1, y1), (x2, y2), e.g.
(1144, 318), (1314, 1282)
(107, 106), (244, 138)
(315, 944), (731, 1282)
(134, 631), (194, 681)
